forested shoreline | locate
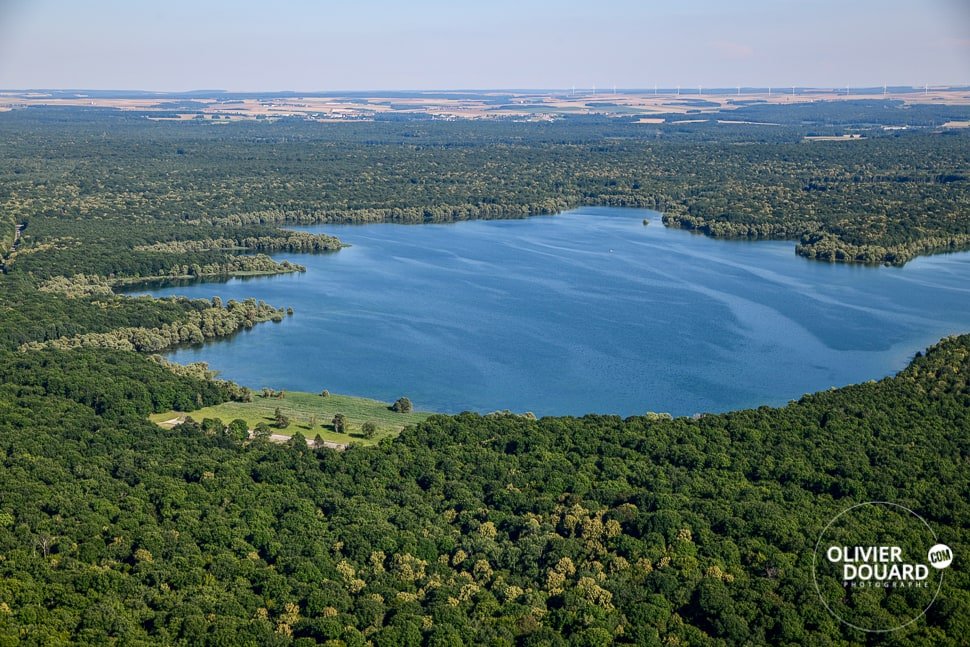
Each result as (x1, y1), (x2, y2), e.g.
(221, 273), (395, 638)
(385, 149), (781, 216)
(0, 103), (968, 644)
(2, 105), (964, 358)
(0, 335), (967, 644)
(2, 104), (968, 279)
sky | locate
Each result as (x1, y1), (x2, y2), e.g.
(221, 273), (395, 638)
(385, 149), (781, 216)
(0, 0), (967, 91)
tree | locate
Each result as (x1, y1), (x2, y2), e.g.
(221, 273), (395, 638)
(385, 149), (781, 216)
(274, 407), (290, 429)
(253, 422), (272, 439)
(226, 418), (249, 442)
(177, 416), (201, 434)
(361, 421), (377, 439)
(332, 413), (347, 434)
(308, 414), (317, 428)
(320, 389), (330, 397)
(201, 417), (224, 436)
(34, 533), (56, 558)
(391, 397), (413, 413)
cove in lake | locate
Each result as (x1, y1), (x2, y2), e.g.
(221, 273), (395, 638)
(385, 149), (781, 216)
(138, 207), (970, 417)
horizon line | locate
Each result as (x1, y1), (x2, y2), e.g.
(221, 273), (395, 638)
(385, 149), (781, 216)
(2, 84), (969, 95)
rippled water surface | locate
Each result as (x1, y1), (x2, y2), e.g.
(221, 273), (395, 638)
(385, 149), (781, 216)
(139, 207), (970, 416)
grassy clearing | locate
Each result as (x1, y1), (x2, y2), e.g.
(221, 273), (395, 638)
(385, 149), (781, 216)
(150, 391), (431, 446)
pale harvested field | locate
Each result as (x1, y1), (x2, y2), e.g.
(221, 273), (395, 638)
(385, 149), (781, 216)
(804, 134), (865, 141)
(2, 89), (967, 121)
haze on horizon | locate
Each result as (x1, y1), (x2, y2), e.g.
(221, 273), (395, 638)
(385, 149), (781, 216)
(0, 0), (968, 92)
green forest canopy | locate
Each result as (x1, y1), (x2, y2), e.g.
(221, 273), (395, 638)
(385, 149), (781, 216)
(0, 336), (967, 645)
(0, 102), (967, 644)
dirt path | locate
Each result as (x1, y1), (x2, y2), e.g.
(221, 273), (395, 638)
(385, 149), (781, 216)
(263, 432), (347, 451)
(157, 416), (348, 450)
(1, 224), (24, 269)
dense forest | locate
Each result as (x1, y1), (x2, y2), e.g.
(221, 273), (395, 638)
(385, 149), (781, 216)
(1, 104), (968, 277)
(0, 103), (967, 644)
(0, 336), (967, 645)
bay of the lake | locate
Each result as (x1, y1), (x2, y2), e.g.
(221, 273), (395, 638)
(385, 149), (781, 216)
(137, 207), (970, 417)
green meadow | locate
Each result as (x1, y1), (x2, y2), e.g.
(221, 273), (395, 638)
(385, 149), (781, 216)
(150, 390), (431, 446)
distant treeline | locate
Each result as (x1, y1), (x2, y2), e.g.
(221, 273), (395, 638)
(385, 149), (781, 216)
(2, 108), (966, 278)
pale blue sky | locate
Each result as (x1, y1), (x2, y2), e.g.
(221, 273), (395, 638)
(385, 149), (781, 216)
(0, 0), (967, 91)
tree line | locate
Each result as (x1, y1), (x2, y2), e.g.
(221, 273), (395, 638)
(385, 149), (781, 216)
(20, 297), (288, 353)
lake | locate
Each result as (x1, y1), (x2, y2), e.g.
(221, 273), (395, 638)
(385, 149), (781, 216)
(137, 207), (970, 417)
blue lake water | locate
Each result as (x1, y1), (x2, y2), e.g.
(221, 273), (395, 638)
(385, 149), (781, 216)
(138, 207), (970, 417)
